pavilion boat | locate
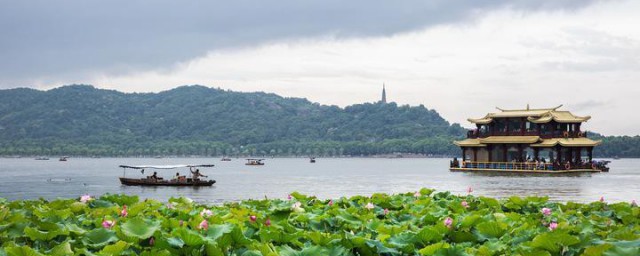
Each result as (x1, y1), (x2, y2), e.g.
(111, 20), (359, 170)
(450, 105), (609, 174)
(245, 159), (265, 166)
(119, 164), (216, 186)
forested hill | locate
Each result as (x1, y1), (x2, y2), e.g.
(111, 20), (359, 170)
(0, 85), (465, 156)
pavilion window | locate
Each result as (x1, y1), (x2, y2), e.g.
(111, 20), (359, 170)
(508, 118), (521, 134)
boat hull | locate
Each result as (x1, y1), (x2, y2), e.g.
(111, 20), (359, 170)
(119, 177), (215, 186)
(450, 167), (601, 174)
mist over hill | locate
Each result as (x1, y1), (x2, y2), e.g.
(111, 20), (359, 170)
(0, 85), (465, 156)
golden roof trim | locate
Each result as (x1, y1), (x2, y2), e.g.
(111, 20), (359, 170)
(454, 139), (486, 147)
(530, 138), (602, 147)
(478, 136), (540, 144)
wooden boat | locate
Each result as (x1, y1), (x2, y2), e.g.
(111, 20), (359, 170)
(35, 157), (49, 160)
(221, 157), (232, 161)
(118, 164), (216, 186)
(451, 105), (609, 174)
(245, 159), (265, 166)
(59, 156), (68, 161)
(310, 157), (316, 163)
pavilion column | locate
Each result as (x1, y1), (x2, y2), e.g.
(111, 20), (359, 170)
(461, 147), (466, 161)
(517, 144), (523, 161)
(520, 118), (525, 136)
(534, 148), (539, 160)
(575, 148), (581, 163)
(587, 147), (593, 162)
(473, 147), (478, 162)
(488, 145), (493, 162)
(502, 144), (507, 162)
(556, 146), (562, 163)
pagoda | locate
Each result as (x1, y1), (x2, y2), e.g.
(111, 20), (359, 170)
(450, 105), (609, 173)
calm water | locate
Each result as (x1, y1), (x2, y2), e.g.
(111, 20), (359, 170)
(0, 157), (638, 204)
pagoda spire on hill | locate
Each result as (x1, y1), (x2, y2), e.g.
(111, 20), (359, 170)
(381, 83), (387, 104)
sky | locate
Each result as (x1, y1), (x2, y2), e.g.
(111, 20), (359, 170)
(1, 0), (639, 135)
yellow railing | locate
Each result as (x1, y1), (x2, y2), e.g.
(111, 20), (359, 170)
(458, 161), (554, 171)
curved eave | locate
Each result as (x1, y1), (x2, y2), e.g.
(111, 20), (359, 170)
(528, 114), (591, 124)
(530, 138), (601, 147)
(454, 139), (486, 147)
(478, 136), (540, 144)
(467, 117), (493, 124)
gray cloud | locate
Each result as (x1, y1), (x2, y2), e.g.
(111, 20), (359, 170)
(0, 0), (600, 87)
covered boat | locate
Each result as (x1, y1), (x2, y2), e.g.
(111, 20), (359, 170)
(119, 164), (216, 186)
(245, 159), (265, 166)
(451, 105), (609, 173)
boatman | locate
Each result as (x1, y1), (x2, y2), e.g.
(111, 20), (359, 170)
(190, 168), (208, 181)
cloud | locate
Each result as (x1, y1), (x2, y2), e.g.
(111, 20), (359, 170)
(0, 0), (599, 86)
(68, 0), (639, 136)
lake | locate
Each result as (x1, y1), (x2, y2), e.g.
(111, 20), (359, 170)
(0, 157), (638, 204)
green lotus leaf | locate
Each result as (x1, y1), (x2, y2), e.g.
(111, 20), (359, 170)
(99, 194), (139, 206)
(387, 231), (418, 253)
(206, 224), (234, 241)
(88, 199), (116, 208)
(530, 232), (579, 253)
(48, 241), (73, 256)
(419, 242), (450, 255)
(3, 245), (45, 256)
(98, 240), (129, 255)
(603, 246), (640, 256)
(474, 221), (507, 241)
(172, 228), (205, 246)
(120, 217), (160, 240)
(417, 226), (445, 244)
(82, 228), (119, 248)
(24, 226), (65, 241)
(166, 237), (185, 248)
(240, 250), (263, 256)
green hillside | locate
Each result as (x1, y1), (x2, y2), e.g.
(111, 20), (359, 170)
(0, 85), (464, 156)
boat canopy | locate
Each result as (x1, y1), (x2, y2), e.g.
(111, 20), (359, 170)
(246, 159), (265, 161)
(119, 164), (215, 170)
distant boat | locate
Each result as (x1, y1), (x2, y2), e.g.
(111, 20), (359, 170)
(245, 158), (265, 166)
(221, 157), (232, 161)
(310, 157), (316, 163)
(35, 157), (49, 160)
(118, 164), (216, 186)
(59, 156), (68, 161)
(613, 156), (620, 160)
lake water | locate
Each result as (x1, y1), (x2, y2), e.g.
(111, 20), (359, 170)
(0, 157), (638, 204)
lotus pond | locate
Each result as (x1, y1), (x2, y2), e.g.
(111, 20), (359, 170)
(0, 189), (638, 255)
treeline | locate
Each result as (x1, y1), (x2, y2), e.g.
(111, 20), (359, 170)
(0, 85), (463, 157)
(0, 138), (458, 157)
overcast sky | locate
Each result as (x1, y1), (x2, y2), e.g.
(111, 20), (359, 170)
(1, 0), (639, 135)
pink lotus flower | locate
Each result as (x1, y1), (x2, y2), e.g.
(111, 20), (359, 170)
(166, 203), (174, 209)
(365, 202), (375, 210)
(198, 220), (209, 230)
(467, 186), (473, 194)
(461, 201), (469, 208)
(200, 209), (213, 218)
(328, 200), (334, 206)
(414, 191), (421, 198)
(600, 196), (604, 202)
(250, 215), (257, 222)
(80, 194), (92, 203)
(149, 237), (155, 246)
(179, 220), (184, 227)
(265, 219), (271, 226)
(548, 222), (558, 231)
(541, 207), (552, 216)
(632, 200), (638, 207)
(383, 208), (389, 215)
(102, 220), (115, 229)
(120, 205), (128, 217)
(444, 217), (453, 228)
(287, 194), (292, 200)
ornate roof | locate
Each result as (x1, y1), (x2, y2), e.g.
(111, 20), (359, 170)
(530, 138), (602, 147)
(454, 137), (601, 148)
(468, 105), (591, 124)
